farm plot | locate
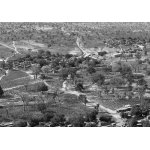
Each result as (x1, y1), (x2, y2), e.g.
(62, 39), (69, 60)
(1, 70), (30, 89)
(85, 90), (140, 110)
(0, 45), (13, 58)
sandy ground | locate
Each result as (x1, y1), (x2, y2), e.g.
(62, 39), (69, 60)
(60, 84), (124, 126)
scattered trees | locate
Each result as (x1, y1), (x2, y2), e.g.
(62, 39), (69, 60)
(86, 66), (96, 75)
(92, 72), (105, 86)
(32, 64), (41, 79)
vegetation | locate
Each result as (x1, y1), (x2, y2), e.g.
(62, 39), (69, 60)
(0, 22), (150, 127)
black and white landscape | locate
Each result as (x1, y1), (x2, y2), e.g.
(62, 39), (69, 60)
(0, 22), (150, 127)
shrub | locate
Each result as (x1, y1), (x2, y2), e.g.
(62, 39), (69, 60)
(85, 110), (98, 122)
(128, 117), (138, 127)
(70, 115), (85, 127)
(142, 120), (150, 127)
(85, 122), (97, 127)
(50, 114), (66, 127)
(28, 82), (48, 92)
(13, 120), (27, 127)
(120, 112), (127, 118)
(37, 103), (47, 113)
(43, 111), (55, 122)
(29, 113), (44, 127)
(0, 86), (4, 97)
(99, 114), (112, 122)
(36, 83), (48, 92)
(86, 66), (96, 75)
(141, 104), (149, 117)
(91, 72), (105, 86)
(75, 83), (84, 92)
(131, 105), (142, 117)
(146, 69), (150, 76)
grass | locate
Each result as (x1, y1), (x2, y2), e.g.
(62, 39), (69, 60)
(1, 70), (30, 89)
(0, 92), (93, 124)
(0, 45), (13, 58)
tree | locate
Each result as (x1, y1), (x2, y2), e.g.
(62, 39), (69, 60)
(70, 115), (85, 127)
(85, 110), (98, 122)
(32, 64), (41, 79)
(131, 105), (142, 117)
(36, 82), (48, 92)
(0, 86), (4, 97)
(142, 120), (150, 127)
(37, 103), (47, 113)
(110, 76), (125, 88)
(59, 69), (69, 80)
(86, 66), (96, 75)
(135, 52), (142, 72)
(92, 72), (105, 86)
(78, 94), (88, 111)
(137, 78), (148, 103)
(119, 64), (132, 79)
(41, 65), (51, 76)
(1, 55), (6, 69)
(128, 117), (138, 127)
(38, 50), (45, 55)
(37, 59), (48, 67)
(17, 93), (30, 112)
(99, 114), (112, 122)
(24, 83), (28, 92)
(110, 76), (125, 94)
(51, 114), (66, 127)
(65, 53), (72, 59)
(92, 72), (105, 97)
(75, 83), (84, 92)
(45, 51), (51, 56)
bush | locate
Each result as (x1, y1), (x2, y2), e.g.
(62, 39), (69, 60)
(146, 69), (150, 76)
(98, 51), (108, 56)
(70, 115), (85, 127)
(142, 120), (150, 127)
(120, 112), (128, 118)
(86, 66), (96, 75)
(43, 111), (55, 122)
(0, 86), (4, 97)
(128, 117), (138, 127)
(13, 120), (27, 127)
(131, 105), (142, 117)
(141, 104), (149, 117)
(29, 114), (44, 127)
(85, 122), (97, 127)
(37, 103), (47, 113)
(75, 83), (84, 92)
(99, 114), (112, 122)
(85, 110), (98, 122)
(92, 72), (105, 86)
(28, 82), (48, 92)
(37, 83), (48, 92)
(50, 114), (66, 127)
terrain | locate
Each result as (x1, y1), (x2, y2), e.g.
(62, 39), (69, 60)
(0, 22), (150, 127)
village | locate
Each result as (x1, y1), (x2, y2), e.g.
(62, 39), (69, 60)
(0, 23), (150, 127)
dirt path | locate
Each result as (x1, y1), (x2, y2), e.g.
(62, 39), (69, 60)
(0, 40), (21, 82)
(76, 37), (99, 59)
(60, 87), (124, 126)
(4, 85), (25, 91)
(0, 42), (15, 51)
(12, 41), (20, 54)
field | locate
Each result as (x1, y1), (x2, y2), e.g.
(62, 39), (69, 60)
(0, 45), (13, 58)
(1, 70), (31, 89)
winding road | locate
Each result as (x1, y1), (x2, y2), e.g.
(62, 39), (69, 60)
(61, 85), (124, 126)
